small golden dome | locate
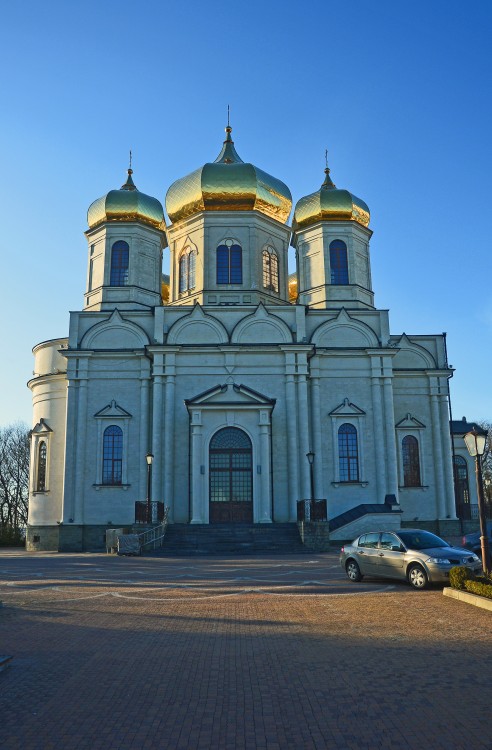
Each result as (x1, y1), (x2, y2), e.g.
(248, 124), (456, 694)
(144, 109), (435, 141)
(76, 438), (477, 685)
(166, 126), (292, 225)
(293, 166), (370, 230)
(288, 272), (298, 303)
(88, 170), (165, 230)
(161, 273), (170, 305)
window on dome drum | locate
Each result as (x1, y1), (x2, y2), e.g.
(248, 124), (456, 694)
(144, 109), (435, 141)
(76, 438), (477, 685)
(37, 441), (47, 491)
(262, 247), (279, 292)
(110, 241), (129, 286)
(217, 242), (242, 284)
(402, 435), (421, 487)
(330, 240), (349, 285)
(102, 425), (123, 485)
(179, 247), (196, 294)
(338, 423), (359, 482)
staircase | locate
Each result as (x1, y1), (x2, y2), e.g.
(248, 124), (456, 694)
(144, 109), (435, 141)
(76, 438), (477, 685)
(151, 523), (307, 556)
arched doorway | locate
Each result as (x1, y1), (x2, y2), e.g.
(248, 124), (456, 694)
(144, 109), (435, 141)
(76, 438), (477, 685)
(453, 455), (471, 519)
(209, 427), (253, 523)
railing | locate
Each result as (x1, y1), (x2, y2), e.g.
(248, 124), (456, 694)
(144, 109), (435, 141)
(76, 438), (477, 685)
(297, 499), (327, 523)
(134, 501), (165, 524)
(455, 503), (492, 521)
(136, 507), (170, 551)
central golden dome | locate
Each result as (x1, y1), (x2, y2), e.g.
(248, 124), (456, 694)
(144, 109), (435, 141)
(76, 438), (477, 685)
(166, 126), (292, 225)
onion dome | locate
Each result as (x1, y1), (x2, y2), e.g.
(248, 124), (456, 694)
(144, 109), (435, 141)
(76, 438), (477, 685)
(293, 164), (370, 230)
(288, 272), (298, 303)
(165, 125), (292, 225)
(88, 169), (165, 230)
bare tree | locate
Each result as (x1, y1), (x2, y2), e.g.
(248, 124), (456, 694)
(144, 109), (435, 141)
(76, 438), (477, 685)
(478, 421), (492, 506)
(0, 423), (30, 544)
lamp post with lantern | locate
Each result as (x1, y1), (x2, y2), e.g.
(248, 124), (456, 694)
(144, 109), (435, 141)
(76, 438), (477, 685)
(463, 428), (490, 574)
(146, 453), (154, 524)
(306, 451), (315, 522)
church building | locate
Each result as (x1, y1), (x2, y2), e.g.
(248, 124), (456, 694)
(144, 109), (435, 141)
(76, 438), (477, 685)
(27, 125), (456, 551)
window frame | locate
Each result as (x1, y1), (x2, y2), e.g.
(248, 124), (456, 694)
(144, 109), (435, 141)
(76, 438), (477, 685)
(402, 435), (421, 487)
(178, 246), (196, 295)
(102, 425), (123, 486)
(262, 246), (279, 293)
(110, 240), (130, 287)
(329, 239), (349, 285)
(216, 241), (242, 285)
(338, 422), (360, 483)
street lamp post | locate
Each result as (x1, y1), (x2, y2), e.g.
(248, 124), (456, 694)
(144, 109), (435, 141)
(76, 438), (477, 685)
(306, 451), (315, 522)
(463, 428), (490, 574)
(146, 453), (154, 524)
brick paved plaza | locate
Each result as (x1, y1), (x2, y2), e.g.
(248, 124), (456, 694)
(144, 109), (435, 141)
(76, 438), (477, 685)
(0, 550), (491, 750)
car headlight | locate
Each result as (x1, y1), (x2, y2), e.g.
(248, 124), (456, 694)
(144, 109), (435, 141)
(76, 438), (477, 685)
(425, 556), (451, 564)
(471, 553), (480, 562)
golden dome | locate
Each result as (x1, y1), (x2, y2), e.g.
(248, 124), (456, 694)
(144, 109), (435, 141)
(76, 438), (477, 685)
(88, 169), (165, 230)
(288, 272), (298, 303)
(293, 166), (370, 230)
(161, 273), (170, 305)
(165, 126), (292, 225)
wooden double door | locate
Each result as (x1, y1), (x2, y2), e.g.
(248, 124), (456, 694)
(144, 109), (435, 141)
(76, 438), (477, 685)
(209, 427), (253, 523)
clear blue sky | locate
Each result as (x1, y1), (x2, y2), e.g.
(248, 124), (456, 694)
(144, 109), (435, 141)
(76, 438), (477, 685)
(1, 0), (491, 426)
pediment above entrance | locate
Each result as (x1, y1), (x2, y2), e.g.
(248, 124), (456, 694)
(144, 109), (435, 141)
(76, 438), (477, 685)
(185, 382), (275, 408)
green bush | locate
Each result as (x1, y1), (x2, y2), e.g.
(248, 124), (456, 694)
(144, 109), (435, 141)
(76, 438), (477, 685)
(464, 579), (492, 600)
(0, 525), (25, 547)
(449, 566), (474, 590)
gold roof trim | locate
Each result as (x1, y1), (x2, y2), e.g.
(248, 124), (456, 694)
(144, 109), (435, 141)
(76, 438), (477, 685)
(166, 126), (292, 225)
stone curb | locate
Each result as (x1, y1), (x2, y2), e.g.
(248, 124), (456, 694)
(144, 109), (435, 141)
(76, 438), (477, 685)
(443, 587), (492, 612)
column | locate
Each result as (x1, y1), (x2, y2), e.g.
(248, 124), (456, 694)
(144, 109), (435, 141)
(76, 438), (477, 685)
(430, 380), (446, 518)
(259, 418), (272, 522)
(151, 353), (164, 505)
(164, 352), (176, 521)
(439, 386), (457, 518)
(284, 352), (299, 520)
(297, 366), (311, 500)
(139, 359), (151, 500)
(370, 357), (386, 500)
(310, 363), (324, 500)
(190, 416), (204, 523)
(382, 374), (399, 498)
(73, 358), (89, 524)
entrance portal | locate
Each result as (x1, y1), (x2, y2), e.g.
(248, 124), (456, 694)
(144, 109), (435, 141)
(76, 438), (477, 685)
(209, 427), (253, 523)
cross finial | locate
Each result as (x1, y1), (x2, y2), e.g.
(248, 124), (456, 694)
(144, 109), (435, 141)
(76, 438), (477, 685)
(227, 104), (230, 128)
(129, 149), (132, 171)
(325, 148), (328, 169)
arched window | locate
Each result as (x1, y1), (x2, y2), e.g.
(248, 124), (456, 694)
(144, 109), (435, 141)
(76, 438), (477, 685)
(338, 423), (359, 482)
(178, 247), (196, 294)
(330, 240), (349, 285)
(102, 425), (123, 485)
(402, 435), (421, 487)
(453, 455), (470, 513)
(110, 241), (129, 286)
(37, 441), (47, 492)
(262, 246), (279, 293)
(217, 240), (242, 284)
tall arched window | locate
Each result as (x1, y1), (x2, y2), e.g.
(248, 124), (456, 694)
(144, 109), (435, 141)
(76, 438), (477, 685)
(179, 247), (196, 293)
(102, 425), (123, 485)
(262, 246), (279, 292)
(37, 441), (47, 491)
(209, 427), (253, 523)
(217, 240), (242, 284)
(329, 240), (349, 285)
(402, 435), (421, 487)
(110, 241), (129, 286)
(338, 423), (359, 482)
(453, 455), (470, 514)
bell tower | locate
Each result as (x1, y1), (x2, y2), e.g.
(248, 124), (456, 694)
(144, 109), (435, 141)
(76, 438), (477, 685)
(291, 163), (374, 310)
(84, 168), (167, 311)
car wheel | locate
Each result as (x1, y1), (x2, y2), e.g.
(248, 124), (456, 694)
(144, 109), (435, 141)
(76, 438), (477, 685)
(407, 563), (428, 590)
(345, 559), (363, 582)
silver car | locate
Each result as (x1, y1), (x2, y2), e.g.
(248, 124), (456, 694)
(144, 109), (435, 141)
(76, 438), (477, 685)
(340, 529), (482, 589)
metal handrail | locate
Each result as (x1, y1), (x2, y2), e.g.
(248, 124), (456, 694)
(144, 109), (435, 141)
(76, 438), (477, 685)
(136, 507), (170, 551)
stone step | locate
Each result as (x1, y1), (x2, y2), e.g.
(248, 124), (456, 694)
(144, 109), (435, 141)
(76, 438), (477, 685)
(153, 523), (307, 556)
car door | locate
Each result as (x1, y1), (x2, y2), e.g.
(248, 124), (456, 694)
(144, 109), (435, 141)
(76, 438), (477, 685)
(355, 533), (381, 575)
(377, 532), (406, 580)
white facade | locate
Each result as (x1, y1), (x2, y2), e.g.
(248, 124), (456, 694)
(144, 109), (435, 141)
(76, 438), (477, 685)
(27, 130), (457, 551)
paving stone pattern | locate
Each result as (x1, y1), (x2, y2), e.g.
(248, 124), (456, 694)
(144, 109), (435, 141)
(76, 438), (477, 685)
(0, 551), (491, 750)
